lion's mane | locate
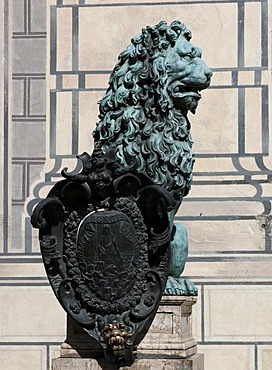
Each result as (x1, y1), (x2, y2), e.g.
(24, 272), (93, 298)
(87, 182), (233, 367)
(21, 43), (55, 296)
(93, 21), (194, 205)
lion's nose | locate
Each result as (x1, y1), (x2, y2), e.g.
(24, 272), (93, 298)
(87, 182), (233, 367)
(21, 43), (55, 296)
(205, 68), (213, 79)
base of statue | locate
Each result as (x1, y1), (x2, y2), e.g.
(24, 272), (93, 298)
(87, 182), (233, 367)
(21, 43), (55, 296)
(52, 353), (204, 369)
(52, 296), (204, 370)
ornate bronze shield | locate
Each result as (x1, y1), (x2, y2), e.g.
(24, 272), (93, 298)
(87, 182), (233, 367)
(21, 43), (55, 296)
(31, 149), (175, 365)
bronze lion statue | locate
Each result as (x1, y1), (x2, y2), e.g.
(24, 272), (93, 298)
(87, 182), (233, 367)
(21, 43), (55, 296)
(93, 20), (212, 295)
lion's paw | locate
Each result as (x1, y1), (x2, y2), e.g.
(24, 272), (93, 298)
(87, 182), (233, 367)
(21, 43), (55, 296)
(164, 276), (198, 296)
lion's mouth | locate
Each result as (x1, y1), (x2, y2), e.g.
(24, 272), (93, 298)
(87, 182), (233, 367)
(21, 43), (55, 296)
(169, 83), (203, 114)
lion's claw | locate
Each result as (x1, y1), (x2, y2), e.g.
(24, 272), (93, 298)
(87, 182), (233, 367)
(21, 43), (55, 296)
(164, 276), (198, 296)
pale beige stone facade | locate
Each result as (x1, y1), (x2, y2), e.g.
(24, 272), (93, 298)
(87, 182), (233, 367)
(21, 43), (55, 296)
(0, 0), (271, 369)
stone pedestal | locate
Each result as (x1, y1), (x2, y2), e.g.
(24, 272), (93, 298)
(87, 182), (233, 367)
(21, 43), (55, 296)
(52, 354), (204, 370)
(53, 296), (204, 369)
(138, 296), (198, 358)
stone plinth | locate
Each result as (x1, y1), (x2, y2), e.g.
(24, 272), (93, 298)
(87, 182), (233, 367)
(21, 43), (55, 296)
(138, 295), (198, 358)
(52, 354), (204, 370)
(53, 296), (203, 369)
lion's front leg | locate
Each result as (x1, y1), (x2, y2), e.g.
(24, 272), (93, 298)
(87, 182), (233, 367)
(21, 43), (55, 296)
(164, 223), (198, 296)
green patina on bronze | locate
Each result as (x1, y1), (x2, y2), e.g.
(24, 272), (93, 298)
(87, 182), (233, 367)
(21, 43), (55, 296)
(93, 20), (212, 295)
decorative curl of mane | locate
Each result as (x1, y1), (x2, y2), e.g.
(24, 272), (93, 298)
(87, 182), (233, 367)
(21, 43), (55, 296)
(93, 20), (194, 204)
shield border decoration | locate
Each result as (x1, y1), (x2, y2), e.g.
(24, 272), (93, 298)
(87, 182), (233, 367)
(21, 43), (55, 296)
(31, 149), (175, 365)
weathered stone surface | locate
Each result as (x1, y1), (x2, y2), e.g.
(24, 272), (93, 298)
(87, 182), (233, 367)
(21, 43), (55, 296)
(52, 353), (204, 370)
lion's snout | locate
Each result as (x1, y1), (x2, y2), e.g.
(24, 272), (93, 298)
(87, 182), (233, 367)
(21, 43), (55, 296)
(192, 59), (213, 89)
(205, 67), (213, 79)
(204, 65), (213, 87)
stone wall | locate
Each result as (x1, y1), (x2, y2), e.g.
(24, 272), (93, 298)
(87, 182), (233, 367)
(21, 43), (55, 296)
(0, 0), (271, 369)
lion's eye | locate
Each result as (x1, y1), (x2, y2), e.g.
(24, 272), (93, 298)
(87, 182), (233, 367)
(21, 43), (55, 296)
(181, 54), (193, 62)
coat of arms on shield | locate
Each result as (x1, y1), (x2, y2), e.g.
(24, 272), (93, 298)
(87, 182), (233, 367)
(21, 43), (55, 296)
(31, 148), (175, 365)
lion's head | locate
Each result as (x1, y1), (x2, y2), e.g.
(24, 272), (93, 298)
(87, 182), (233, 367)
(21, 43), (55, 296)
(93, 20), (212, 207)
